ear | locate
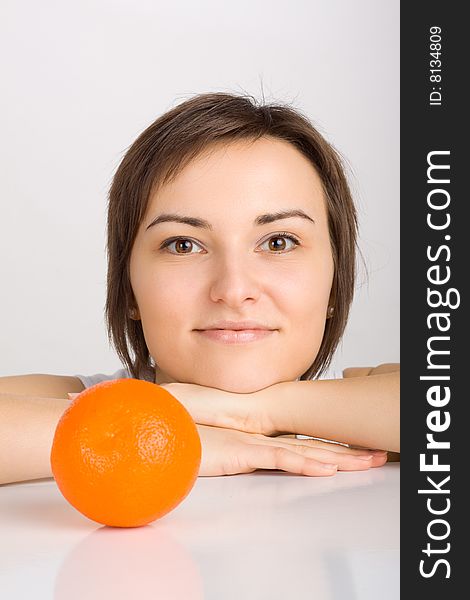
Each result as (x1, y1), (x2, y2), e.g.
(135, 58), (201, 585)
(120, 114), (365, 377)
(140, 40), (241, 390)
(326, 287), (336, 319)
(129, 307), (141, 320)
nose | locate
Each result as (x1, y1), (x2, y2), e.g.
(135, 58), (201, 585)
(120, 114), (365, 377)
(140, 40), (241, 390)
(208, 252), (262, 308)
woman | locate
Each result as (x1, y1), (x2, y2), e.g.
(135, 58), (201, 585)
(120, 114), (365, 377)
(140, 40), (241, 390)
(0, 92), (399, 484)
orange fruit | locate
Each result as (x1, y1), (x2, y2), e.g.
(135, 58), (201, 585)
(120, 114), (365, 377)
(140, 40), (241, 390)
(50, 379), (201, 528)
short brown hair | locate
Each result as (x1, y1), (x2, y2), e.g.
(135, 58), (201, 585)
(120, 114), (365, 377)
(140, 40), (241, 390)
(105, 92), (360, 382)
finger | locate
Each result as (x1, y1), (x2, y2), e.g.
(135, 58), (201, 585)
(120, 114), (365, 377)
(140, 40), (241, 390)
(344, 444), (389, 464)
(271, 437), (388, 458)
(348, 443), (388, 452)
(245, 444), (338, 477)
(279, 444), (377, 471)
(369, 452), (389, 467)
(261, 438), (388, 470)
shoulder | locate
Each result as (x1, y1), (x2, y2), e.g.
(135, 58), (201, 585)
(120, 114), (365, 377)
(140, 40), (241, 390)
(74, 367), (154, 389)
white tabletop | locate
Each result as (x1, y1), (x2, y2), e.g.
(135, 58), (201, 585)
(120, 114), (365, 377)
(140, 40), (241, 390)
(0, 464), (399, 600)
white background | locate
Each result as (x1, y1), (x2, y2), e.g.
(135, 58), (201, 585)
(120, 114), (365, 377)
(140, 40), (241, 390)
(0, 0), (399, 379)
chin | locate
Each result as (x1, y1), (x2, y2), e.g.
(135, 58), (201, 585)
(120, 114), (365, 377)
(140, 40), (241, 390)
(197, 372), (284, 394)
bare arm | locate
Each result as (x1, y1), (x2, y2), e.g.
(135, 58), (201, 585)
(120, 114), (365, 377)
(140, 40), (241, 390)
(0, 375), (84, 485)
(0, 374), (85, 399)
(157, 364), (400, 455)
(264, 364), (400, 452)
(342, 363), (400, 460)
(0, 392), (70, 485)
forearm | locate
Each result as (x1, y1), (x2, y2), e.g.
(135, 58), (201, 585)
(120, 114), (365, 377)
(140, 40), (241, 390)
(0, 392), (69, 485)
(266, 372), (400, 452)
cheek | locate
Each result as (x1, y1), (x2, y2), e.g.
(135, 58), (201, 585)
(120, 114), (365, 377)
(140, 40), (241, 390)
(277, 266), (332, 363)
(140, 273), (193, 324)
(275, 261), (333, 317)
(138, 277), (190, 353)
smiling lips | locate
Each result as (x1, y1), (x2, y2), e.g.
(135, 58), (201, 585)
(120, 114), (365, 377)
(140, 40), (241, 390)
(195, 329), (275, 344)
(194, 320), (277, 344)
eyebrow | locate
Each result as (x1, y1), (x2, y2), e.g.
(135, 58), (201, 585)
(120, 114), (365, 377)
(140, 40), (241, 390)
(145, 208), (315, 231)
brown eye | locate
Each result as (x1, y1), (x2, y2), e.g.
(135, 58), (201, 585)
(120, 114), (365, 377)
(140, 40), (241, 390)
(269, 237), (287, 251)
(160, 238), (204, 254)
(259, 234), (300, 253)
(174, 239), (193, 253)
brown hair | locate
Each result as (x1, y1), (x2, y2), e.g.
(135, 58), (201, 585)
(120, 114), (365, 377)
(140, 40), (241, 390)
(105, 91), (361, 382)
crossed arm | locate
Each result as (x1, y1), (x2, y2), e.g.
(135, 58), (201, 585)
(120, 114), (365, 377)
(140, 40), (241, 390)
(160, 363), (400, 455)
(0, 363), (399, 485)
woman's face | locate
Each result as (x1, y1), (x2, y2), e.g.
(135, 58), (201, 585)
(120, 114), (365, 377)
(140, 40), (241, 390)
(129, 136), (334, 392)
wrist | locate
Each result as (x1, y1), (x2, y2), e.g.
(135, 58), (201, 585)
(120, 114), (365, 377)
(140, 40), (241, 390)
(255, 381), (294, 436)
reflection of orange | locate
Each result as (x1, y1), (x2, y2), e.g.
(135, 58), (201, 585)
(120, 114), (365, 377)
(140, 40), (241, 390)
(50, 379), (201, 528)
(54, 525), (204, 600)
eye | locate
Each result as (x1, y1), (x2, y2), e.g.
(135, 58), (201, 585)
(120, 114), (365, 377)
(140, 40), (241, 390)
(159, 232), (301, 255)
(159, 237), (204, 254)
(258, 232), (301, 253)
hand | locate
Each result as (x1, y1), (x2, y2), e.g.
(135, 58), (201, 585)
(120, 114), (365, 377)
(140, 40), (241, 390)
(157, 382), (269, 435)
(196, 425), (388, 477)
(156, 384), (392, 465)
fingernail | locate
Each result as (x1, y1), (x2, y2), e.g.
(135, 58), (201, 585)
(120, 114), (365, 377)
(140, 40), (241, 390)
(356, 455), (373, 461)
(321, 463), (338, 470)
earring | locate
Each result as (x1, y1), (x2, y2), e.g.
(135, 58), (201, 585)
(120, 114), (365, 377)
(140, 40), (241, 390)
(327, 306), (335, 318)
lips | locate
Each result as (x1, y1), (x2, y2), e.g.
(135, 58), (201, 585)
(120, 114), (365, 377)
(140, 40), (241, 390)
(195, 328), (275, 344)
(197, 320), (275, 331)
